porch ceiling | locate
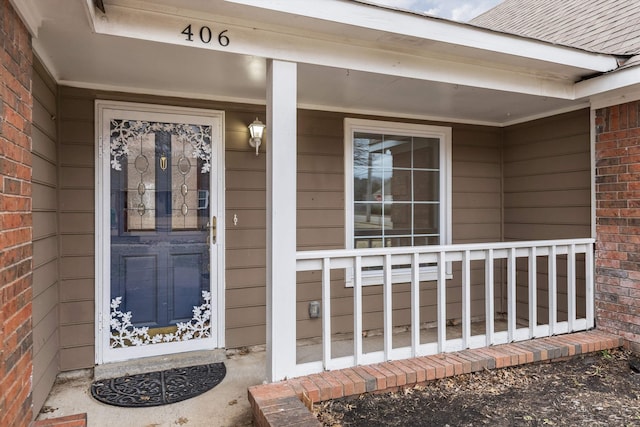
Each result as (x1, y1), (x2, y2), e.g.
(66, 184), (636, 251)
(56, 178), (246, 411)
(31, 0), (589, 126)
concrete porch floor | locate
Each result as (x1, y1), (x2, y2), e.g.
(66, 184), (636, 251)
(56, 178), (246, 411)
(35, 348), (267, 427)
(36, 323), (610, 427)
(34, 321), (503, 426)
(297, 319), (511, 363)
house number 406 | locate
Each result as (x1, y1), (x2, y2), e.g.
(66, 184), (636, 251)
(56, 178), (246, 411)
(181, 24), (230, 47)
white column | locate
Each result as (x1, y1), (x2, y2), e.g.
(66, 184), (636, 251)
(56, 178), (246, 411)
(266, 59), (297, 382)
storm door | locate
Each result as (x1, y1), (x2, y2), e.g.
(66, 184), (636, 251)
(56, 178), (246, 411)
(96, 102), (224, 363)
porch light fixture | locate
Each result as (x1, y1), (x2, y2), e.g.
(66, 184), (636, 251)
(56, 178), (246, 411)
(248, 117), (265, 156)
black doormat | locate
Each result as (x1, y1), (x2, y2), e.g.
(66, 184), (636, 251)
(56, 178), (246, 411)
(90, 362), (226, 407)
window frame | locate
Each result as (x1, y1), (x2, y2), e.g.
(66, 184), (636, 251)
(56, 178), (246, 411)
(344, 118), (452, 286)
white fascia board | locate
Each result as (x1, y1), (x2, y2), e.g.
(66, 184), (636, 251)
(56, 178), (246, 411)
(589, 87), (640, 110)
(225, 0), (617, 73)
(9, 0), (42, 37)
(92, 4), (576, 99)
(577, 66), (640, 106)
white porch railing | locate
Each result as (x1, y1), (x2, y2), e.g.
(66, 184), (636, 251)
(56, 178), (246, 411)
(292, 238), (595, 378)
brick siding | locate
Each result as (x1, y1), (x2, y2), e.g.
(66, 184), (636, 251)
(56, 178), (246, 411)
(595, 101), (640, 350)
(0, 0), (34, 426)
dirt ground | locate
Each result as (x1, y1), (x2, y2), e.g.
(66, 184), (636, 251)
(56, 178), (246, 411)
(314, 349), (640, 426)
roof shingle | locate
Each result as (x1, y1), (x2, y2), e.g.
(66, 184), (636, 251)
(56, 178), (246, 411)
(471, 0), (640, 55)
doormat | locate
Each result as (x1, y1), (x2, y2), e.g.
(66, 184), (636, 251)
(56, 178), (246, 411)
(90, 362), (226, 407)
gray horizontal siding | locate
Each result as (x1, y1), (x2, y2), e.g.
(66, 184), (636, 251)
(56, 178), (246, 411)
(31, 58), (59, 415)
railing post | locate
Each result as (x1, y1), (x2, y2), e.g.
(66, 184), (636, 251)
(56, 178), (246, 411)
(437, 251), (446, 353)
(265, 59), (297, 382)
(586, 243), (595, 329)
(528, 246), (537, 338)
(353, 256), (363, 365)
(322, 258), (331, 369)
(548, 245), (557, 336)
(462, 250), (471, 348)
(568, 244), (576, 331)
(507, 247), (516, 342)
(411, 252), (420, 357)
(383, 254), (392, 360)
(485, 248), (494, 346)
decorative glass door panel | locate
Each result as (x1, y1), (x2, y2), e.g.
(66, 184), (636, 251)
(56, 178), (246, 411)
(101, 105), (221, 360)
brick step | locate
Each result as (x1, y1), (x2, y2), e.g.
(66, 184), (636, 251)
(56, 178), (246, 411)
(32, 414), (87, 427)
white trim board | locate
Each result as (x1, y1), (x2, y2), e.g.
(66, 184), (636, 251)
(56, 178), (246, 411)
(61, 80), (266, 109)
(589, 86), (640, 110)
(577, 67), (640, 103)
(91, 3), (579, 99)
(225, 0), (616, 73)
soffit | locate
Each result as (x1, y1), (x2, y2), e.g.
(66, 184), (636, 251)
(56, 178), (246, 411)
(28, 0), (589, 125)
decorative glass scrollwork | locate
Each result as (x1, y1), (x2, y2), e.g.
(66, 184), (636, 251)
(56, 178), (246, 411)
(134, 154), (149, 173)
(111, 119), (208, 231)
(177, 156), (192, 218)
(124, 134), (156, 230)
(135, 149), (148, 211)
(171, 136), (200, 229)
(177, 156), (192, 175)
(110, 120), (212, 173)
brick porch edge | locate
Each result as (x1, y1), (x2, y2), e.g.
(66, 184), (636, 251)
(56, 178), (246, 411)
(248, 331), (623, 427)
(32, 414), (87, 427)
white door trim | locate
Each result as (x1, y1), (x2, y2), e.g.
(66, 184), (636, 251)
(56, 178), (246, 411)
(94, 100), (225, 364)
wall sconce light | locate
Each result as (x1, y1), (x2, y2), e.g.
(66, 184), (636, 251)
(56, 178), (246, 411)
(248, 117), (265, 156)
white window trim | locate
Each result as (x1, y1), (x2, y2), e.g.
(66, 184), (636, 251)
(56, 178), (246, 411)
(344, 118), (452, 286)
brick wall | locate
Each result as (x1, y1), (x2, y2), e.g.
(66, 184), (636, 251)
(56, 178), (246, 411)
(0, 0), (34, 426)
(595, 101), (640, 350)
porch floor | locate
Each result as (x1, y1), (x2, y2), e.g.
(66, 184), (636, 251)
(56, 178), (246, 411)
(297, 319), (511, 364)
(250, 330), (623, 427)
(35, 348), (268, 427)
(35, 330), (620, 427)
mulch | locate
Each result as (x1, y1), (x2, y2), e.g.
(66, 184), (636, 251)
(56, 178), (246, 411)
(314, 348), (640, 426)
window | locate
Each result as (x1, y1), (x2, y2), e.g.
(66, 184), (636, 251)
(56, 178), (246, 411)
(345, 118), (452, 285)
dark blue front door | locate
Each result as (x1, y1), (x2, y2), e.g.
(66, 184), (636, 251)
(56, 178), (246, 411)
(108, 118), (214, 348)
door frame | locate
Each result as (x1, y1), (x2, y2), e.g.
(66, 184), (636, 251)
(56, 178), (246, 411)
(94, 100), (226, 364)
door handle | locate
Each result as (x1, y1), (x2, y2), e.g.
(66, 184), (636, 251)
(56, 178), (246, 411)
(206, 216), (217, 245)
